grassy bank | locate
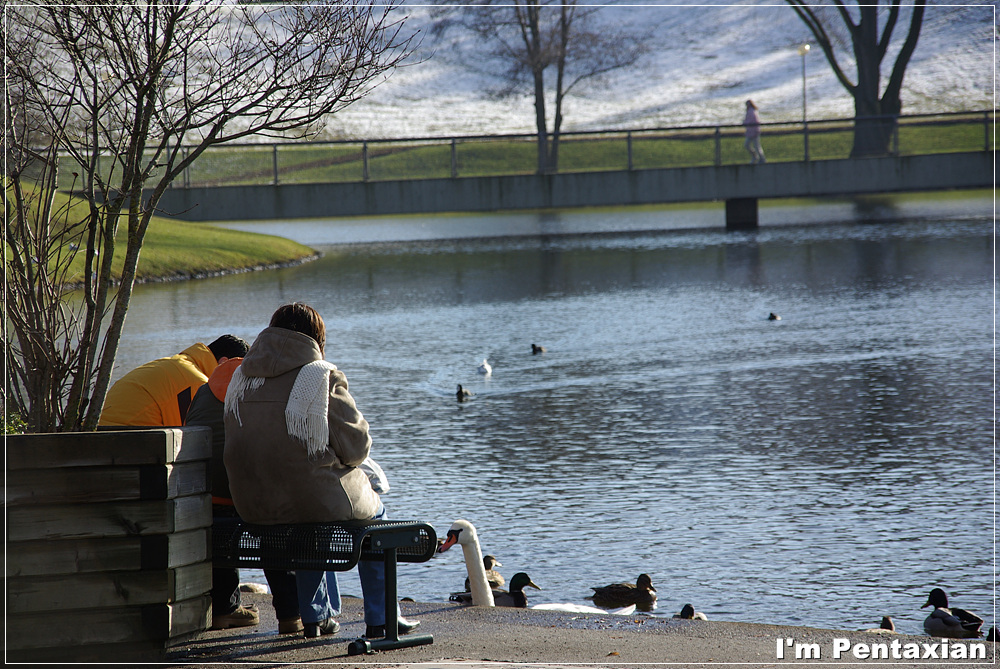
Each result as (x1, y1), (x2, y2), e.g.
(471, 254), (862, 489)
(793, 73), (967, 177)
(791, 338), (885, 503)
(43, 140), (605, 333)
(7, 188), (317, 284)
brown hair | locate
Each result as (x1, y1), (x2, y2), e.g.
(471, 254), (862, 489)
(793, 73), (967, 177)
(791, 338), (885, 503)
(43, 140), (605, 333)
(269, 303), (326, 353)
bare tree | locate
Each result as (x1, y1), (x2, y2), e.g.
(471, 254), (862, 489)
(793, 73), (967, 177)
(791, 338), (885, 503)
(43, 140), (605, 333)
(4, 3), (414, 432)
(786, 0), (926, 156)
(431, 2), (648, 174)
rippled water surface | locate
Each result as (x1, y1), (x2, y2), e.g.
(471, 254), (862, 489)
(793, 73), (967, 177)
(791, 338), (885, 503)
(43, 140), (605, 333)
(116, 203), (993, 634)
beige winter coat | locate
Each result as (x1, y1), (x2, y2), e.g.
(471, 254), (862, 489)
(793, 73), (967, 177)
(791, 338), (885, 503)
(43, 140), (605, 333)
(223, 327), (380, 524)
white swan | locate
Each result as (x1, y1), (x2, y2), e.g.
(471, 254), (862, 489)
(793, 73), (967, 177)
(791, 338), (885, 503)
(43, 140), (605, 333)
(478, 359), (492, 375)
(437, 519), (495, 606)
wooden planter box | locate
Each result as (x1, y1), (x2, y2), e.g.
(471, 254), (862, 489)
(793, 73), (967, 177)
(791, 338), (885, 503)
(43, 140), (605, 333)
(6, 427), (213, 662)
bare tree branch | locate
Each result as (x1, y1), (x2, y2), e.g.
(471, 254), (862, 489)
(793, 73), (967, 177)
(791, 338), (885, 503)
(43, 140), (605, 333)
(431, 1), (649, 173)
(5, 3), (414, 432)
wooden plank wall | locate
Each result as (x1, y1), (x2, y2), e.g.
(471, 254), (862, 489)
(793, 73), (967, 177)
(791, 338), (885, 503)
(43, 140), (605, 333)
(6, 427), (214, 662)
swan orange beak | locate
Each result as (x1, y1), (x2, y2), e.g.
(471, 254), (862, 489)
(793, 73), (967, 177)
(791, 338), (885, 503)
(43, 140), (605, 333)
(438, 530), (460, 553)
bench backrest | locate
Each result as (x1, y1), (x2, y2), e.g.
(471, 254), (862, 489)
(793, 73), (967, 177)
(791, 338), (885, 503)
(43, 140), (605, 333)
(213, 518), (437, 571)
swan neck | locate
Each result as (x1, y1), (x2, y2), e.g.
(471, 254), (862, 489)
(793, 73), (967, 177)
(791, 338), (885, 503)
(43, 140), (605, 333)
(461, 539), (495, 607)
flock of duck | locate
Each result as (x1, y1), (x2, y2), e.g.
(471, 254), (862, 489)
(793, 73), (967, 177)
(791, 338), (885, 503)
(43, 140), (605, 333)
(445, 339), (988, 640)
(435, 520), (992, 640)
(456, 344), (547, 402)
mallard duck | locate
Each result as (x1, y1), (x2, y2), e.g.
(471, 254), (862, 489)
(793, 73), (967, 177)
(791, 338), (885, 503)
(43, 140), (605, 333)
(493, 572), (541, 608)
(672, 603), (707, 620)
(861, 616), (897, 634)
(531, 344), (546, 354)
(456, 384), (474, 402)
(478, 359), (492, 375)
(450, 572), (541, 608)
(465, 555), (504, 591)
(589, 573), (657, 609)
(922, 588), (983, 638)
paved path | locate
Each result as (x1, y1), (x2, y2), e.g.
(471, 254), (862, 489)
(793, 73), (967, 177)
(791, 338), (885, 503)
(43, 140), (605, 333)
(166, 595), (995, 668)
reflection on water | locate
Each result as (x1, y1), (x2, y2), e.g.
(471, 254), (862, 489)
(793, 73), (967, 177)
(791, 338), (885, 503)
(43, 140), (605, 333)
(116, 206), (992, 634)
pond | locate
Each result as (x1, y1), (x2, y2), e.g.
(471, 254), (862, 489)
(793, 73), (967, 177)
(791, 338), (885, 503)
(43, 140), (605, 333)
(114, 195), (993, 634)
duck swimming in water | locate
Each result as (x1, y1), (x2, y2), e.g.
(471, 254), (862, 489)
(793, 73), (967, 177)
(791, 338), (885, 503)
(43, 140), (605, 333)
(465, 555), (504, 591)
(451, 572), (541, 608)
(478, 359), (492, 375)
(922, 588), (983, 638)
(672, 603), (707, 620)
(456, 384), (474, 402)
(860, 616), (897, 634)
(531, 344), (546, 354)
(589, 573), (657, 610)
(492, 572), (541, 608)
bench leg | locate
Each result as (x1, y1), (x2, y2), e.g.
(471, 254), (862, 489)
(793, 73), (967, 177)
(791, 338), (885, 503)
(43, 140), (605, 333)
(347, 548), (433, 655)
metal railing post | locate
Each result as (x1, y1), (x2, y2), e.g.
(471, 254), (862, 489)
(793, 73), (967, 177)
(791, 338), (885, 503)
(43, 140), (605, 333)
(362, 142), (370, 182)
(714, 127), (721, 166)
(627, 131), (633, 171)
(450, 138), (457, 178)
(803, 121), (810, 162)
(183, 147), (190, 188)
(986, 111), (991, 151)
(272, 145), (279, 185)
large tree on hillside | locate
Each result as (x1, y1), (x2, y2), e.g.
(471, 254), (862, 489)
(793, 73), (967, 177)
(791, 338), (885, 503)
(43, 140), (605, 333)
(432, 2), (648, 174)
(3, 3), (413, 432)
(786, 0), (926, 156)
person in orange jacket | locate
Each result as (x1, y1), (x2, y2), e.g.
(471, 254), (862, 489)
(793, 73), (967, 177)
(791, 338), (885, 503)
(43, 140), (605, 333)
(99, 335), (249, 427)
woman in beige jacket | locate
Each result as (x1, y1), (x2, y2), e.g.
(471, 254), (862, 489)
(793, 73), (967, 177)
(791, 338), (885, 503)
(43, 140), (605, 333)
(224, 303), (419, 639)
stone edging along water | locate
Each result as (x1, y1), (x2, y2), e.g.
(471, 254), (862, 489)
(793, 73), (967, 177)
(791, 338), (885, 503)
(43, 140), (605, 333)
(62, 252), (321, 291)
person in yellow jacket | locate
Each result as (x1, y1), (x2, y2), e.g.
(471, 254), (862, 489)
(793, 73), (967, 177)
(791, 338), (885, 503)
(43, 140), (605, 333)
(99, 335), (249, 427)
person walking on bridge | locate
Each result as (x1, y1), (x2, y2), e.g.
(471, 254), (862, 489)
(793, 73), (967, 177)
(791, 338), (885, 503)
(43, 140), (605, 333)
(743, 99), (765, 165)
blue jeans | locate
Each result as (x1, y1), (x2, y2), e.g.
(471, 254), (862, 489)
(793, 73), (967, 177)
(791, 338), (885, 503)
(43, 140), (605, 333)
(296, 504), (395, 626)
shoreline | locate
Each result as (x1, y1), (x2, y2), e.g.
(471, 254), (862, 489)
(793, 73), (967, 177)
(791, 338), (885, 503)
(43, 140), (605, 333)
(61, 252), (321, 291)
(166, 595), (996, 668)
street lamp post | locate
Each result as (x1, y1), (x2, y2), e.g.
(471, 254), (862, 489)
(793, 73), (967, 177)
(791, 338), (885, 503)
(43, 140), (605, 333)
(798, 43), (810, 161)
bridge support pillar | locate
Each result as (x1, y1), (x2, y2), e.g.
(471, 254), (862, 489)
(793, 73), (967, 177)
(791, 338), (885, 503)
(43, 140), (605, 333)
(725, 198), (758, 230)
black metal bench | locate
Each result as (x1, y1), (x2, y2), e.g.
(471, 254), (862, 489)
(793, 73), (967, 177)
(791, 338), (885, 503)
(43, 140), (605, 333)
(212, 517), (436, 655)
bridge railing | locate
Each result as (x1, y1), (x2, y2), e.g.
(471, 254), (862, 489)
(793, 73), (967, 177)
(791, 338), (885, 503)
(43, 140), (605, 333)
(57, 110), (994, 190)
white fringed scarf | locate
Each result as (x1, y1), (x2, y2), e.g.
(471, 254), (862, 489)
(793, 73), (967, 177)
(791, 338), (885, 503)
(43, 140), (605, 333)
(225, 359), (337, 459)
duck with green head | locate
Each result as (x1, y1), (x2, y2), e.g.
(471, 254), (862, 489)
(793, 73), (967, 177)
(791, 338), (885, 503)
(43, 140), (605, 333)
(922, 588), (983, 639)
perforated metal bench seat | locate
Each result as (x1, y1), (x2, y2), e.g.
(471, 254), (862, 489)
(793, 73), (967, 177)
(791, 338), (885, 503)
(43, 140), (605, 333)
(212, 517), (436, 654)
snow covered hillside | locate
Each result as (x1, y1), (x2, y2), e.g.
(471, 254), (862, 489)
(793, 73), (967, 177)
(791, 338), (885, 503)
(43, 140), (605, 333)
(324, 1), (995, 140)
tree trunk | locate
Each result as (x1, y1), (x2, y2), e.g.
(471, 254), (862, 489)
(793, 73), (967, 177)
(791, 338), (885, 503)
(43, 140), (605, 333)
(533, 68), (549, 174)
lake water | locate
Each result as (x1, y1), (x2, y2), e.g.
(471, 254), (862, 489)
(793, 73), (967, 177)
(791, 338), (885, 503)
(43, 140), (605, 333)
(114, 196), (993, 635)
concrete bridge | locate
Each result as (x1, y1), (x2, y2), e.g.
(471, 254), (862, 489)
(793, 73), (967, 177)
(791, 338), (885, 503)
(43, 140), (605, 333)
(153, 151), (992, 230)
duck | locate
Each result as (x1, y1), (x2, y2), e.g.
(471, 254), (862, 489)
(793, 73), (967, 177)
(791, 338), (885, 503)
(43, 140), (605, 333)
(465, 555), (504, 591)
(437, 519), (495, 606)
(768, 312), (781, 321)
(921, 588), (983, 638)
(589, 573), (657, 610)
(987, 626), (996, 643)
(456, 384), (474, 402)
(672, 603), (707, 620)
(478, 359), (492, 375)
(861, 616), (897, 634)
(531, 344), (546, 354)
(450, 572), (541, 608)
(493, 572), (541, 608)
